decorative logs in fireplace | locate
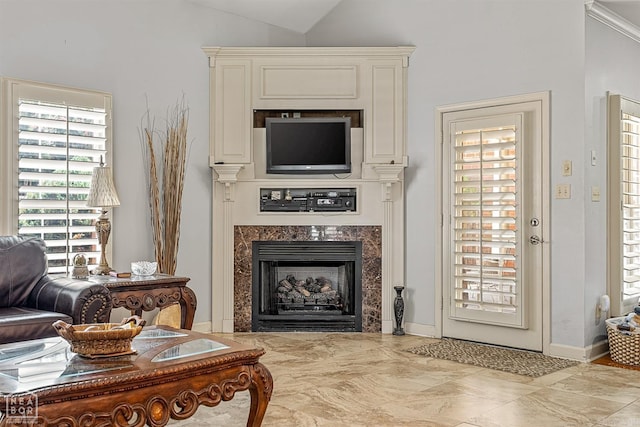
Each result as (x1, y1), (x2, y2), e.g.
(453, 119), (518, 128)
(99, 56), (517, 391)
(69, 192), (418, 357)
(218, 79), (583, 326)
(277, 274), (342, 312)
(252, 241), (362, 332)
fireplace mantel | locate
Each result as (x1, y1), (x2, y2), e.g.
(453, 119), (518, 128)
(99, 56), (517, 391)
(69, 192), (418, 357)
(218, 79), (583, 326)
(204, 47), (414, 333)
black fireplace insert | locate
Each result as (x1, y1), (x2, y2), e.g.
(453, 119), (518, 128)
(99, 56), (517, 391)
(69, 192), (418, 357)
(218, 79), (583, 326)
(252, 241), (362, 332)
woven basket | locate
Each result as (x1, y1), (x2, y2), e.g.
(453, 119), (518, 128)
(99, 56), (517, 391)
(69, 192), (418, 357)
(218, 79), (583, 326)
(53, 315), (146, 358)
(606, 317), (640, 365)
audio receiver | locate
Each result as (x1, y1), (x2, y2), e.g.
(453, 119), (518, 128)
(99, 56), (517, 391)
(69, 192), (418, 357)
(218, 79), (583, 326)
(260, 188), (356, 212)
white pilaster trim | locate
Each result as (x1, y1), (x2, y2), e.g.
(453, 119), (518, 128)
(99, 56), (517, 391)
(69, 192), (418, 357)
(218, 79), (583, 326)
(381, 320), (393, 334)
(211, 163), (243, 333)
(371, 163), (407, 332)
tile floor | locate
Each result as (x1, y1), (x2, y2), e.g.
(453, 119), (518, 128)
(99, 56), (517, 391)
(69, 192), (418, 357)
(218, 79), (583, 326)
(174, 332), (640, 427)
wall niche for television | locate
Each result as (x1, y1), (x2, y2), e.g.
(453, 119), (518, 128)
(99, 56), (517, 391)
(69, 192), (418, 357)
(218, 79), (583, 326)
(252, 109), (364, 180)
(253, 110), (363, 128)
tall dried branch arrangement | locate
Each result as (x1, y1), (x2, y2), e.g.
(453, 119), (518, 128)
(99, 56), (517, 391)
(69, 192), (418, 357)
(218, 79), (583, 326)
(140, 99), (189, 275)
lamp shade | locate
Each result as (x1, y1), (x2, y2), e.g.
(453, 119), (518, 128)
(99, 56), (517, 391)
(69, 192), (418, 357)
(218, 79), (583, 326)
(86, 164), (120, 208)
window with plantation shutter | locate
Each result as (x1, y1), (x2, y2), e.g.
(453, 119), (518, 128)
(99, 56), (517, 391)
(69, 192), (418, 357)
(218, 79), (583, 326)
(609, 94), (640, 316)
(1, 79), (113, 275)
(450, 123), (521, 322)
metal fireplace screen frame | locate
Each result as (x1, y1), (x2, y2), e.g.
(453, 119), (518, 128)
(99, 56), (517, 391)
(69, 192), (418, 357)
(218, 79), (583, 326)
(251, 241), (363, 332)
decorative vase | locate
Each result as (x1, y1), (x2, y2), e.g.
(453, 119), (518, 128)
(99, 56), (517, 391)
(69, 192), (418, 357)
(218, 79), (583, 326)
(393, 285), (405, 336)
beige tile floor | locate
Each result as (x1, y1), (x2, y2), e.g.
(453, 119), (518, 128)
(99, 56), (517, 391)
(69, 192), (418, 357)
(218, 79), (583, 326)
(172, 333), (640, 427)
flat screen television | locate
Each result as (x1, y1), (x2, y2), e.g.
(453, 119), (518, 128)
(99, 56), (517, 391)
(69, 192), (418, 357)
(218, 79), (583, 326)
(266, 117), (351, 174)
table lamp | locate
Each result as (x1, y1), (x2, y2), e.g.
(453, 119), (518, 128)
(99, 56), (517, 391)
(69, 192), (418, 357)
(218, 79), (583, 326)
(86, 157), (120, 275)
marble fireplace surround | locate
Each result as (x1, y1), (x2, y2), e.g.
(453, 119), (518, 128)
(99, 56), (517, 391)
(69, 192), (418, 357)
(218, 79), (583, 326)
(233, 225), (382, 332)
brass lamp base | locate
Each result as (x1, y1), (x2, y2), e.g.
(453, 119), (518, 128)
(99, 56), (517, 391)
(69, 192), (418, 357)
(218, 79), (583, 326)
(93, 210), (114, 275)
(92, 264), (113, 276)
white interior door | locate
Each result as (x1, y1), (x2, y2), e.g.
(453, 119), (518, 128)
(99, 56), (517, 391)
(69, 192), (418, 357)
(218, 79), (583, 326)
(441, 99), (546, 352)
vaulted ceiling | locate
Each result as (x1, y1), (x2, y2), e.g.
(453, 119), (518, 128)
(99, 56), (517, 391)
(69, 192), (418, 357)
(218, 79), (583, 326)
(190, 0), (640, 35)
(189, 0), (342, 34)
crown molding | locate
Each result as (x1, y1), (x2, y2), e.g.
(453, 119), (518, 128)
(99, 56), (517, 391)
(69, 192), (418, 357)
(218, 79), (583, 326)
(203, 46), (416, 61)
(585, 0), (640, 44)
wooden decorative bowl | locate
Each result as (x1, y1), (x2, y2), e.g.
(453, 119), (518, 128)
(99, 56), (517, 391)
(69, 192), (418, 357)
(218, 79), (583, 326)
(53, 315), (146, 358)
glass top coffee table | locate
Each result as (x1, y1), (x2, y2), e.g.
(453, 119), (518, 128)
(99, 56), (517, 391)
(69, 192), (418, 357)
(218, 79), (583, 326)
(0, 327), (272, 426)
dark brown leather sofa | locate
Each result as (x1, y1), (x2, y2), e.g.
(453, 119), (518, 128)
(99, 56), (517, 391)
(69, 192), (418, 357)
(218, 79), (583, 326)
(0, 235), (113, 344)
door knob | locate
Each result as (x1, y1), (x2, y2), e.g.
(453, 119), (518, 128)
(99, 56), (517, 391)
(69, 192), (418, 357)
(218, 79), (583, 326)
(529, 235), (543, 245)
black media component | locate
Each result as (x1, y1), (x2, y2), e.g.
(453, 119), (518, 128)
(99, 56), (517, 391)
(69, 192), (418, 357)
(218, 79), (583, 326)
(265, 117), (351, 174)
(260, 188), (356, 212)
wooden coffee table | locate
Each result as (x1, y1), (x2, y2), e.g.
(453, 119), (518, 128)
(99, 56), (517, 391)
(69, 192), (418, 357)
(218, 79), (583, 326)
(0, 327), (272, 426)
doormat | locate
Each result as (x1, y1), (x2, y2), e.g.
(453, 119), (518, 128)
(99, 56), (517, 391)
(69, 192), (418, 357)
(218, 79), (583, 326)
(406, 338), (579, 377)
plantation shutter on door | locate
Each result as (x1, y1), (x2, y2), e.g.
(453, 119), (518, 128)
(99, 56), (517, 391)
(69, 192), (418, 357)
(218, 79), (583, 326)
(450, 119), (525, 328)
(18, 99), (108, 274)
(608, 94), (640, 316)
(619, 102), (640, 313)
(620, 110), (640, 307)
(442, 96), (547, 351)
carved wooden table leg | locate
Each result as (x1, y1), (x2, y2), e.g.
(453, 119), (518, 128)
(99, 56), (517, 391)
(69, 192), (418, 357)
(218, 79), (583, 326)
(180, 286), (198, 330)
(247, 363), (273, 427)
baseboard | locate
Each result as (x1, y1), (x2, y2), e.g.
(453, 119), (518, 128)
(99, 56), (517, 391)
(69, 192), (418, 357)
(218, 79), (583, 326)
(192, 321), (212, 334)
(222, 319), (234, 333)
(586, 338), (610, 361)
(404, 322), (438, 337)
(548, 338), (609, 362)
(381, 319), (393, 334)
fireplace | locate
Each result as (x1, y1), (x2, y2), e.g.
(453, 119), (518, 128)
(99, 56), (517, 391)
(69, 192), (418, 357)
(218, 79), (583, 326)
(233, 225), (382, 333)
(252, 241), (362, 332)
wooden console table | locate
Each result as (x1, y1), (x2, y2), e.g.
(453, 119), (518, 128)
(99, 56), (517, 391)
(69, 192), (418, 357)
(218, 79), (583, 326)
(88, 274), (197, 329)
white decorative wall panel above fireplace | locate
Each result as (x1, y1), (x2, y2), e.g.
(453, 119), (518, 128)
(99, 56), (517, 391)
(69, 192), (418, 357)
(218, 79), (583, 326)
(203, 46), (414, 333)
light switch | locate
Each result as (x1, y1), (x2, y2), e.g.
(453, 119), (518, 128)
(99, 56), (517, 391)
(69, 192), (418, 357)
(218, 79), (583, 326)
(592, 186), (600, 202)
(555, 184), (571, 199)
(562, 160), (572, 176)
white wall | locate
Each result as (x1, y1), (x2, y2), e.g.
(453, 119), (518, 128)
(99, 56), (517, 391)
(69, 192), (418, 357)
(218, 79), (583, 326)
(0, 0), (305, 325)
(3, 0), (626, 352)
(307, 0), (590, 348)
(585, 16), (640, 347)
